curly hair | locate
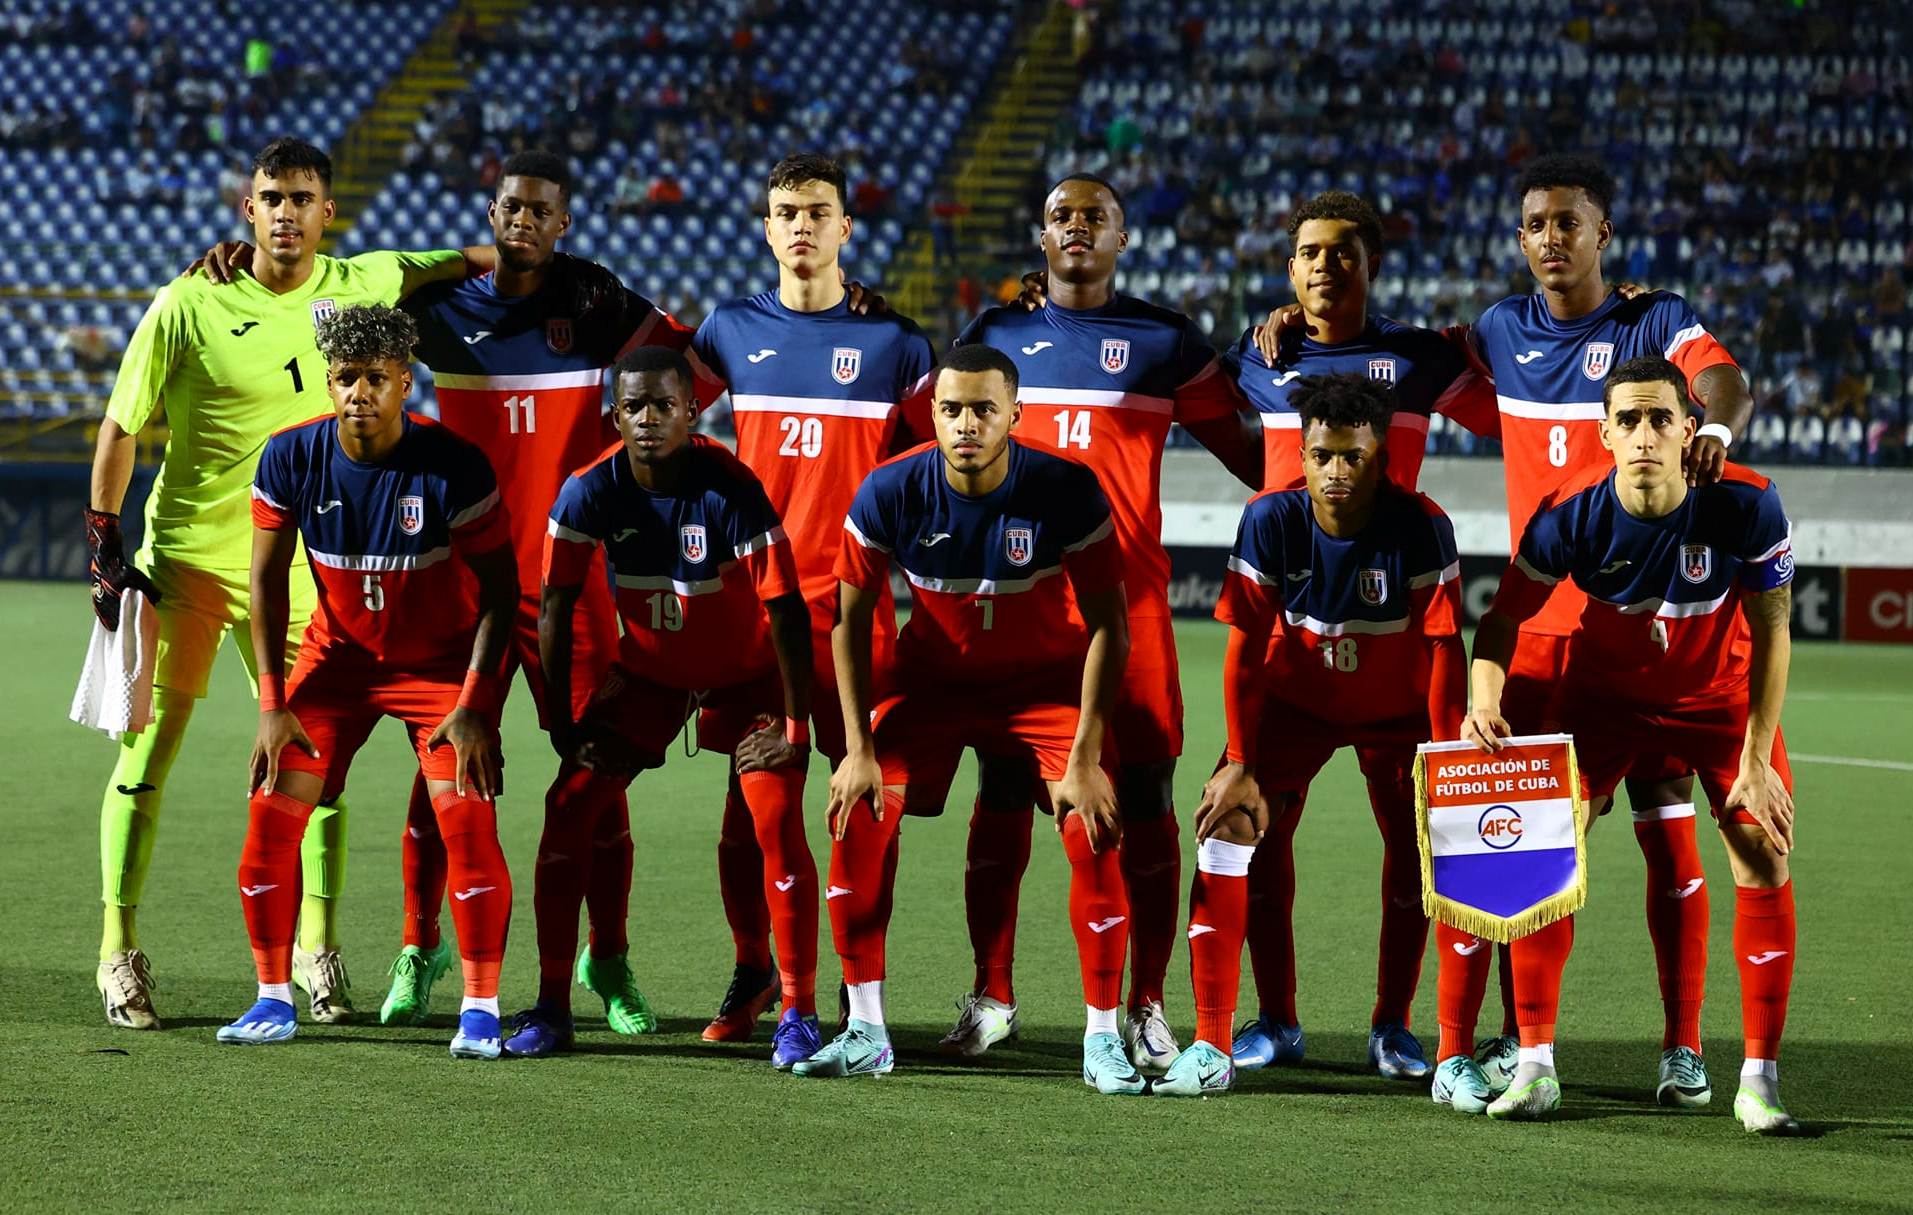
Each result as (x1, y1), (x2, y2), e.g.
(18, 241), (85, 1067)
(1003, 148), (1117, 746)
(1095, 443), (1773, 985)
(1288, 190), (1383, 257)
(1290, 372), (1393, 435)
(315, 304), (417, 366)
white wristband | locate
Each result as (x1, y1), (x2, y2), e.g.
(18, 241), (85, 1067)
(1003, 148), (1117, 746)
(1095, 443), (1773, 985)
(1697, 423), (1733, 448)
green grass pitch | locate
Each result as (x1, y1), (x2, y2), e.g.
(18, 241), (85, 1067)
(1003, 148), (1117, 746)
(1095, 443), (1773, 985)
(5, 579), (1911, 1211)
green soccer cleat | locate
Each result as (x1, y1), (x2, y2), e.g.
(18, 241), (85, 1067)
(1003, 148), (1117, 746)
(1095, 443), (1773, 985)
(1431, 1056), (1495, 1114)
(292, 946), (355, 1024)
(1474, 1034), (1520, 1095)
(1733, 1075), (1802, 1136)
(380, 941), (453, 1027)
(1155, 1040), (1234, 1097)
(1656, 1046), (1713, 1108)
(1486, 1062), (1562, 1120)
(790, 1020), (894, 1078)
(1083, 1032), (1150, 1096)
(576, 949), (659, 1035)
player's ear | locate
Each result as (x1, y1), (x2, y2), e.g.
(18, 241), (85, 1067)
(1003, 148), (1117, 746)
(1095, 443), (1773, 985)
(1598, 410), (1616, 452)
(1596, 218), (1612, 251)
(1366, 252), (1383, 283)
(556, 206), (572, 239)
(1115, 227), (1129, 253)
(321, 196), (336, 226)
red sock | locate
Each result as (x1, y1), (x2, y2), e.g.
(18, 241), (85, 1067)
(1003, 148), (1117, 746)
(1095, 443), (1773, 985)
(1120, 811), (1180, 1010)
(1435, 922), (1492, 1059)
(1061, 813), (1129, 1010)
(828, 789), (905, 986)
(1368, 772), (1429, 1027)
(739, 768), (816, 1015)
(238, 789), (314, 985)
(534, 765), (619, 1008)
(1634, 804), (1708, 1050)
(1244, 794), (1300, 1024)
(585, 792), (633, 958)
(1497, 943), (1518, 1036)
(717, 785), (773, 970)
(1189, 838), (1253, 1047)
(1735, 882), (1795, 1059)
(434, 791), (512, 1000)
(964, 802), (1032, 1004)
(1509, 915), (1574, 1046)
(400, 774), (445, 950)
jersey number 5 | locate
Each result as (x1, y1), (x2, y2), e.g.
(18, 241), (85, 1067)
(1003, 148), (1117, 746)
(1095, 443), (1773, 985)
(363, 574), (385, 612)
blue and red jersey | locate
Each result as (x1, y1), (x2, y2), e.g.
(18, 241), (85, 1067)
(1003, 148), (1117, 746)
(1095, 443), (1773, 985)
(836, 440), (1123, 687)
(251, 413), (510, 671)
(544, 435), (799, 691)
(1217, 485), (1462, 730)
(1490, 463), (1792, 711)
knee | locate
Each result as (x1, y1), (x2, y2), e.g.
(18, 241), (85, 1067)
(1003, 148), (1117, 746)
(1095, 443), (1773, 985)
(1116, 761), (1175, 822)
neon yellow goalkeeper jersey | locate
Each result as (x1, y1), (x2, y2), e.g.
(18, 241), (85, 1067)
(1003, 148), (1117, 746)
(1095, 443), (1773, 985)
(105, 249), (466, 570)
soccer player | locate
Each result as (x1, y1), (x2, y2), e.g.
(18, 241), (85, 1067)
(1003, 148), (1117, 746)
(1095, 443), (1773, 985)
(1155, 374), (1465, 1097)
(223, 305), (517, 1058)
(503, 346), (818, 1065)
(86, 137), (477, 1029)
(794, 343), (1141, 1093)
(686, 151), (934, 1043)
(945, 173), (1260, 1070)
(1461, 355), (1798, 1134)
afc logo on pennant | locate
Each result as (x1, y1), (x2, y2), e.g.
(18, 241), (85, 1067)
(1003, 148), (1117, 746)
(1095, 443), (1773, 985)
(1680, 543), (1713, 584)
(310, 298), (337, 328)
(680, 524), (708, 564)
(397, 495), (424, 536)
(1367, 358), (1397, 384)
(1100, 339), (1130, 374)
(1477, 804), (1524, 850)
(1003, 526), (1034, 567)
(832, 347), (862, 385)
(1582, 341), (1615, 381)
(1358, 567), (1388, 605)
(546, 317), (574, 354)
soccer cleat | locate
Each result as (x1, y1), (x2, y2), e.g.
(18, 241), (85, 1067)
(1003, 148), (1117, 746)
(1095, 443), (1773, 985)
(576, 949), (659, 1035)
(502, 1006), (575, 1058)
(1230, 1015), (1305, 1070)
(1121, 1000), (1180, 1075)
(770, 1008), (823, 1068)
(790, 1019), (894, 1078)
(1474, 1034), (1521, 1095)
(291, 946), (355, 1024)
(1733, 1075), (1802, 1136)
(380, 941), (453, 1026)
(939, 992), (1019, 1058)
(1486, 1062), (1562, 1120)
(215, 997), (297, 1045)
(97, 949), (161, 1030)
(1155, 1040), (1235, 1097)
(1431, 1056), (1495, 1114)
(1084, 1032), (1151, 1095)
(1656, 1046), (1713, 1108)
(449, 1008), (503, 1059)
(701, 961), (779, 1042)
(1368, 1021), (1433, 1080)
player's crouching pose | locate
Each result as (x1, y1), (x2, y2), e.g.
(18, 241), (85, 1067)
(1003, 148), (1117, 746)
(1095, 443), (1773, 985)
(1464, 356), (1800, 1133)
(505, 346), (820, 1065)
(1166, 374), (1466, 1097)
(796, 344), (1143, 1093)
(225, 305), (518, 1058)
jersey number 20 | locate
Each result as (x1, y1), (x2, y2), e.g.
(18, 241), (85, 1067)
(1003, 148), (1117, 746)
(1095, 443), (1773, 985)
(779, 416), (824, 458)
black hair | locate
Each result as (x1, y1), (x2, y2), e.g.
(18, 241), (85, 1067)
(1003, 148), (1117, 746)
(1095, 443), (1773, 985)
(611, 345), (695, 395)
(1290, 372), (1392, 435)
(1602, 355), (1693, 415)
(1288, 189), (1383, 257)
(767, 151), (847, 211)
(1513, 153), (1616, 219)
(315, 304), (416, 365)
(252, 136), (332, 191)
(1049, 171), (1125, 216)
(499, 149), (574, 201)
(936, 343), (1020, 398)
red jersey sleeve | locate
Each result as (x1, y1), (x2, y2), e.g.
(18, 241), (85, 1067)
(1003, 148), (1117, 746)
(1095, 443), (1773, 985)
(1489, 558), (1555, 624)
(1409, 501), (1463, 638)
(542, 472), (601, 589)
(1171, 356), (1246, 425)
(1061, 516), (1122, 597)
(738, 522), (800, 602)
(449, 486), (510, 555)
(1657, 297), (1739, 386)
(250, 489), (293, 530)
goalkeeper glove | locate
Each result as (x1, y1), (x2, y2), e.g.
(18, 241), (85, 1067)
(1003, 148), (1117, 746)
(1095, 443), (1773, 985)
(85, 507), (161, 630)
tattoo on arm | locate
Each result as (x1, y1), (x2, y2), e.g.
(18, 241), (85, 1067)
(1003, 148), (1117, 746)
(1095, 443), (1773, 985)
(1746, 584), (1792, 631)
(1692, 363), (1750, 420)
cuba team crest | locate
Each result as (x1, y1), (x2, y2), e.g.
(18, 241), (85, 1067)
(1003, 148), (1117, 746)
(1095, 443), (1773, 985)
(1100, 338), (1130, 374)
(1582, 341), (1615, 381)
(1358, 567), (1388, 605)
(832, 346), (862, 385)
(1004, 526), (1034, 567)
(310, 298), (337, 328)
(1680, 543), (1713, 584)
(546, 317), (574, 354)
(1367, 358), (1397, 384)
(680, 524), (708, 563)
(397, 495), (424, 536)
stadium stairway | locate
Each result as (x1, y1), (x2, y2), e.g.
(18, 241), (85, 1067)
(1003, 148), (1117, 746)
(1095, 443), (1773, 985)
(324, 0), (529, 247)
(892, 1), (1079, 323)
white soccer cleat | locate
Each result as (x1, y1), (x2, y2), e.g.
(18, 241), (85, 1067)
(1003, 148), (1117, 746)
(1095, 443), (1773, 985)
(1486, 1062), (1562, 1121)
(1733, 1075), (1802, 1136)
(1122, 1000), (1180, 1075)
(292, 946), (355, 1024)
(939, 992), (1019, 1058)
(97, 949), (161, 1030)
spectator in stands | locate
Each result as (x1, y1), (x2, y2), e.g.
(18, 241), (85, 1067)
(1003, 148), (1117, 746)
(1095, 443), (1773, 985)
(1789, 403), (1828, 462)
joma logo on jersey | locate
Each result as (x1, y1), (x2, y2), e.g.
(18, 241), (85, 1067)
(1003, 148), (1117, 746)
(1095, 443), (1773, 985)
(397, 495), (424, 536)
(681, 524), (708, 563)
(1100, 339), (1130, 374)
(1367, 358), (1397, 384)
(832, 347), (862, 385)
(546, 317), (574, 354)
(310, 298), (338, 328)
(1358, 567), (1388, 605)
(1582, 341), (1615, 381)
(1680, 544), (1713, 584)
(1004, 526), (1034, 567)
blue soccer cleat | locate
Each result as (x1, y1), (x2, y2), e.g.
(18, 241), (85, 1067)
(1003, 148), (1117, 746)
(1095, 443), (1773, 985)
(1230, 1015), (1305, 1070)
(770, 1008), (823, 1069)
(1369, 1021), (1432, 1080)
(216, 997), (297, 1045)
(791, 1019), (893, 1078)
(502, 1005), (575, 1058)
(449, 1008), (503, 1059)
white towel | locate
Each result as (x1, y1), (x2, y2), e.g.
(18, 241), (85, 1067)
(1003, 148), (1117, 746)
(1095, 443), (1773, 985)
(70, 592), (161, 740)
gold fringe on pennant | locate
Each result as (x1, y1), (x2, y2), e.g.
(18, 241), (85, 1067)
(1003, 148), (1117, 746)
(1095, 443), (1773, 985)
(1414, 738), (1591, 945)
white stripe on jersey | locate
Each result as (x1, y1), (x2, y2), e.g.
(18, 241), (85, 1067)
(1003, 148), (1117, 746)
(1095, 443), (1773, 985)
(903, 563), (1063, 596)
(1258, 413), (1301, 431)
(614, 565), (735, 597)
(1281, 607), (1410, 637)
(731, 394), (894, 420)
(1226, 555), (1276, 586)
(844, 517), (889, 553)
(1663, 324), (1710, 358)
(1407, 560), (1462, 589)
(1017, 387), (1175, 416)
(1257, 411), (1429, 433)
(250, 485), (287, 510)
(734, 525), (788, 558)
(1062, 516), (1115, 554)
(547, 518), (595, 545)
(449, 488), (500, 530)
(432, 368), (603, 392)
(1497, 395), (1606, 421)
(310, 547), (452, 572)
(1513, 552), (1560, 585)
(1612, 586), (1734, 620)
(1752, 527), (1793, 562)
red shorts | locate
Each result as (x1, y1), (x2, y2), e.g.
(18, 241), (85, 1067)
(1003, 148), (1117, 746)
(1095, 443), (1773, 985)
(1506, 630), (1686, 786)
(1111, 612), (1182, 765)
(803, 593), (895, 765)
(873, 671), (1101, 814)
(279, 651), (481, 791)
(503, 577), (619, 727)
(581, 663), (785, 761)
(1254, 699), (1424, 794)
(1568, 698), (1792, 825)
